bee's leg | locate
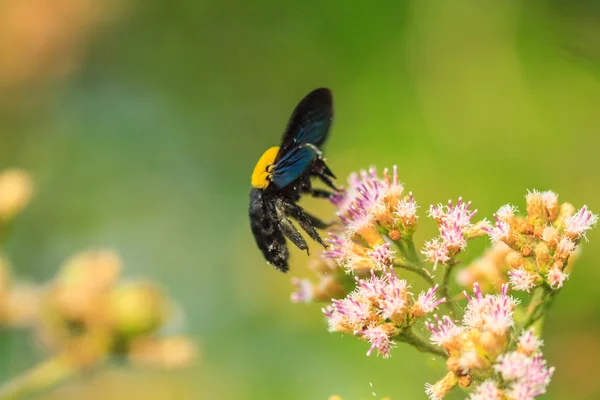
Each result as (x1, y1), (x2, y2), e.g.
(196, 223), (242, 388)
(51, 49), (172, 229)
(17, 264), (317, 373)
(282, 201), (327, 248)
(315, 172), (338, 192)
(310, 188), (334, 199)
(272, 200), (309, 254)
(279, 216), (310, 254)
(302, 211), (330, 229)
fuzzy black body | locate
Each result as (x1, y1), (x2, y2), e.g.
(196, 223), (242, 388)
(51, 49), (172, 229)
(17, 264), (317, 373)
(249, 88), (337, 272)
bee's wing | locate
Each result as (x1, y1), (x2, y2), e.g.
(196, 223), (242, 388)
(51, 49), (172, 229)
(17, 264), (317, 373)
(270, 145), (318, 189)
(276, 88), (333, 162)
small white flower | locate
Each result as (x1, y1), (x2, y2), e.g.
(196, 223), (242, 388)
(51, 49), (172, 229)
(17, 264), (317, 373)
(547, 266), (568, 289)
(509, 268), (538, 292)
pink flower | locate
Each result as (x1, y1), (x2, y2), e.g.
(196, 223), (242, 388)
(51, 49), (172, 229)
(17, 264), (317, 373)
(412, 284), (446, 315)
(509, 268), (538, 292)
(496, 204), (518, 222)
(463, 283), (518, 335)
(486, 215), (511, 243)
(564, 205), (598, 241)
(394, 191), (418, 229)
(469, 380), (504, 400)
(518, 329), (544, 356)
(426, 314), (463, 347)
(495, 351), (530, 380)
(327, 295), (372, 331)
(368, 243), (395, 270)
(290, 278), (314, 303)
(322, 233), (351, 263)
(421, 238), (450, 269)
(547, 266), (568, 289)
(498, 352), (554, 400)
(355, 324), (396, 358)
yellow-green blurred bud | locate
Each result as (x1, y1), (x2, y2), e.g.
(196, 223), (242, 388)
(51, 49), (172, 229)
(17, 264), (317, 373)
(0, 169), (33, 221)
(109, 283), (167, 339)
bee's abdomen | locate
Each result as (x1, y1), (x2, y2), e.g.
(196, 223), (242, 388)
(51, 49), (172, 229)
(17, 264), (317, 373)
(249, 189), (289, 272)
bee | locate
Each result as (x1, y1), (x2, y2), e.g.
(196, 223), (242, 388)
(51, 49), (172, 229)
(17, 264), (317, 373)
(249, 88), (338, 272)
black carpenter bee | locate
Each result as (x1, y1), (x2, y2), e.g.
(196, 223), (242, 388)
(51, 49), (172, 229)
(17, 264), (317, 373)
(249, 88), (337, 272)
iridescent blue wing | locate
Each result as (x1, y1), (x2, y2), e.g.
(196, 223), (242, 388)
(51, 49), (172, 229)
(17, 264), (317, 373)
(270, 145), (319, 189)
(275, 88), (333, 163)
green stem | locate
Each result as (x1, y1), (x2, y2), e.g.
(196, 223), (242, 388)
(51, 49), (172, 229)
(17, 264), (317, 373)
(394, 261), (434, 285)
(392, 237), (435, 286)
(520, 287), (557, 333)
(396, 326), (447, 359)
(0, 355), (78, 400)
(440, 261), (458, 318)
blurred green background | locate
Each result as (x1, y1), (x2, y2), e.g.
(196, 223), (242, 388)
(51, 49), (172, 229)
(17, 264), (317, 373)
(1, 0), (600, 399)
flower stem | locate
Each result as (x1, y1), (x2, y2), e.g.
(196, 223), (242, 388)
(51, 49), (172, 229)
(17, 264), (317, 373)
(393, 237), (435, 286)
(394, 261), (434, 285)
(0, 354), (80, 400)
(439, 261), (458, 318)
(396, 326), (447, 359)
(518, 286), (556, 333)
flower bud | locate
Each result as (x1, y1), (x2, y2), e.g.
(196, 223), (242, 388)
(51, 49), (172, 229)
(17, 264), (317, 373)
(388, 229), (402, 242)
(541, 191), (559, 222)
(555, 202), (576, 229)
(505, 251), (524, 269)
(526, 190), (544, 225)
(542, 226), (559, 248)
(425, 372), (459, 400)
(535, 242), (550, 271)
(458, 375), (472, 388)
(109, 283), (167, 339)
(0, 169), (33, 221)
(520, 245), (532, 258)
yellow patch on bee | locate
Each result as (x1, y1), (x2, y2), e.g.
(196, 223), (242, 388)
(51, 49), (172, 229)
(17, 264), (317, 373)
(251, 146), (279, 189)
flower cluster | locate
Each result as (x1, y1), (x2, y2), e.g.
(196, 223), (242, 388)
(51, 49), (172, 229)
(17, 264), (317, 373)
(425, 283), (519, 399)
(324, 269), (445, 358)
(324, 166), (418, 273)
(422, 198), (489, 268)
(468, 330), (554, 400)
(39, 250), (196, 370)
(486, 190), (597, 292)
(290, 166), (596, 400)
(424, 284), (555, 400)
(0, 168), (197, 398)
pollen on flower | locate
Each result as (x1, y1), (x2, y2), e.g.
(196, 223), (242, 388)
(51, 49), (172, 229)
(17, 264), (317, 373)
(564, 205), (598, 241)
(508, 268), (538, 292)
(517, 329), (544, 356)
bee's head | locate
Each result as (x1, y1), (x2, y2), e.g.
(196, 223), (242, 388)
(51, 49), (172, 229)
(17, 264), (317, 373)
(251, 146), (279, 189)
